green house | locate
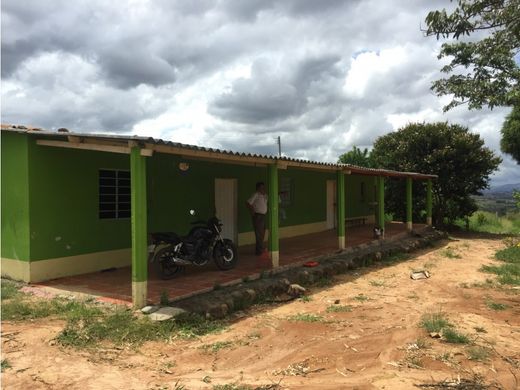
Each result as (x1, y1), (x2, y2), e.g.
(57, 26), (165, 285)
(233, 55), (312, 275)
(1, 125), (435, 307)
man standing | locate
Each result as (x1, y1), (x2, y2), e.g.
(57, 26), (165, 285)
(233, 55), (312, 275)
(246, 182), (268, 255)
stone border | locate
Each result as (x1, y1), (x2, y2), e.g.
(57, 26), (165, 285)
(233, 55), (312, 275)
(171, 227), (446, 319)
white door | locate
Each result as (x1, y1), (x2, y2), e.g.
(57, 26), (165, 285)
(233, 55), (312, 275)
(326, 180), (337, 229)
(215, 179), (238, 242)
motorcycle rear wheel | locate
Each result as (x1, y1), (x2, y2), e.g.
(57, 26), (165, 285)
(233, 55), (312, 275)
(154, 246), (184, 280)
(213, 239), (238, 270)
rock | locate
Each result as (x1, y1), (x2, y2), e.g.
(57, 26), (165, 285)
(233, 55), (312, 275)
(287, 284), (306, 297)
(141, 305), (160, 314)
(410, 270), (430, 280)
(334, 299), (340, 305)
(149, 306), (186, 321)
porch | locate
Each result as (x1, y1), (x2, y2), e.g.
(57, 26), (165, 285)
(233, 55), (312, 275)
(34, 223), (415, 305)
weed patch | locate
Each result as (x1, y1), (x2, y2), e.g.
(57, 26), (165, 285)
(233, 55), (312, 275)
(439, 247), (461, 259)
(1, 296), (103, 321)
(326, 305), (353, 313)
(352, 294), (370, 302)
(443, 328), (470, 344)
(287, 313), (324, 323)
(466, 346), (491, 361)
(201, 341), (234, 353)
(420, 312), (453, 333)
(57, 310), (226, 348)
(369, 280), (385, 287)
(1, 359), (11, 372)
(485, 299), (509, 311)
(1, 279), (20, 301)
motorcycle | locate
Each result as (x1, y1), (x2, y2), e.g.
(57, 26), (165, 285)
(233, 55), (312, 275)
(148, 210), (238, 279)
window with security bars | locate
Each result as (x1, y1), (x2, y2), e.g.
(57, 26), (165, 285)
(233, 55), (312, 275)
(99, 170), (131, 219)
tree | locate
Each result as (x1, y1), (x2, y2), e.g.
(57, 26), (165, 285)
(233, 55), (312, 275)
(338, 146), (374, 167)
(371, 122), (501, 226)
(425, 0), (520, 111)
(501, 104), (520, 163)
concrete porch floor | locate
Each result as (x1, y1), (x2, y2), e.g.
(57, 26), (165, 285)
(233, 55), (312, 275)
(35, 223), (417, 305)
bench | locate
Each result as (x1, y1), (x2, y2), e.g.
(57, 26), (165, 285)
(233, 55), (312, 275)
(345, 217), (367, 228)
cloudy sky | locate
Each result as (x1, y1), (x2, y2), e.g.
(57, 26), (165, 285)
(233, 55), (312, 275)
(1, 0), (518, 186)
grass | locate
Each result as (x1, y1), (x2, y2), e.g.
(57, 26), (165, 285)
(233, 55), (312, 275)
(369, 280), (385, 287)
(287, 313), (324, 323)
(1, 279), (20, 300)
(455, 211), (520, 234)
(58, 310), (226, 348)
(474, 326), (487, 333)
(485, 299), (509, 311)
(442, 328), (471, 344)
(415, 337), (430, 349)
(326, 305), (353, 313)
(213, 385), (253, 390)
(481, 245), (520, 286)
(201, 341), (234, 353)
(299, 295), (312, 303)
(352, 293), (370, 302)
(439, 247), (461, 259)
(1, 295), (104, 322)
(1, 359), (11, 372)
(420, 312), (453, 333)
(466, 346), (491, 361)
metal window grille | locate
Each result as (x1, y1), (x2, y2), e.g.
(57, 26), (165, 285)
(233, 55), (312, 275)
(99, 169), (131, 219)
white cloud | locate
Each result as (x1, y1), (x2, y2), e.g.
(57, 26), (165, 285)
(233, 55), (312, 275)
(1, 0), (517, 186)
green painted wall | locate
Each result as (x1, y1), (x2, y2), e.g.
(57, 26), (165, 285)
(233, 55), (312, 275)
(147, 154), (267, 235)
(2, 134), (374, 262)
(345, 174), (377, 218)
(28, 140), (130, 261)
(278, 168), (334, 227)
(1, 133), (31, 261)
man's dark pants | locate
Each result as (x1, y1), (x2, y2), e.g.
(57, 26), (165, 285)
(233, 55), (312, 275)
(252, 213), (266, 255)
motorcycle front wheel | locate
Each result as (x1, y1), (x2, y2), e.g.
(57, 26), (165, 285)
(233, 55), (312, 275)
(154, 246), (184, 280)
(213, 239), (238, 270)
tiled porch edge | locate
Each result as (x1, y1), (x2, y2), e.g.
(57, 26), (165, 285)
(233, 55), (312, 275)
(168, 225), (433, 304)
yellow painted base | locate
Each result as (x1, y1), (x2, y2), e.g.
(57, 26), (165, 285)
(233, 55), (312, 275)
(427, 217), (432, 226)
(238, 221), (329, 246)
(1, 258), (30, 281)
(338, 236), (345, 249)
(270, 251), (280, 268)
(1, 248), (131, 283)
(132, 280), (147, 308)
(407, 221), (413, 231)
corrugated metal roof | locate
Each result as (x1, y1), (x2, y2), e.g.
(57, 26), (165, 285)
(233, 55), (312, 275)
(1, 124), (437, 179)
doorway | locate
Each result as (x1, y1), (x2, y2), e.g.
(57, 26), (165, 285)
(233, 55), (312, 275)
(215, 178), (238, 242)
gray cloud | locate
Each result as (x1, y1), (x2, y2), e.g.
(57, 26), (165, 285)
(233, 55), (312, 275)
(1, 0), (518, 186)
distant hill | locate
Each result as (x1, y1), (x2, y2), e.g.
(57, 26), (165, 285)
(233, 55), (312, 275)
(485, 183), (520, 194)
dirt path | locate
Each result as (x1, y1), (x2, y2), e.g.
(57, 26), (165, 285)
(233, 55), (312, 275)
(2, 234), (520, 389)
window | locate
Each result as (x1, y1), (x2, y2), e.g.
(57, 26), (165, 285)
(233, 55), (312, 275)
(99, 169), (131, 219)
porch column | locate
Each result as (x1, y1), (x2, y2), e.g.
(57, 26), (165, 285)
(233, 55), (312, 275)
(377, 176), (385, 237)
(131, 147), (148, 308)
(336, 170), (345, 249)
(268, 164), (279, 267)
(426, 179), (433, 226)
(406, 177), (413, 231)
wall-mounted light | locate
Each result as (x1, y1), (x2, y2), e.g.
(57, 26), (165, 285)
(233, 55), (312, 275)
(179, 162), (190, 171)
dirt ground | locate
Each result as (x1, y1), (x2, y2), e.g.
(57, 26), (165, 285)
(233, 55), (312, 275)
(2, 233), (520, 390)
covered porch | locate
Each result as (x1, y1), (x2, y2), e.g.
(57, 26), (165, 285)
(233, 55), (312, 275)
(11, 129), (436, 308)
(35, 222), (417, 305)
